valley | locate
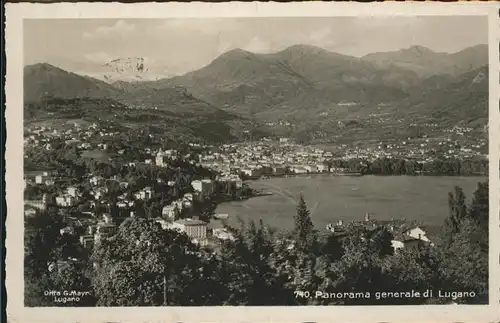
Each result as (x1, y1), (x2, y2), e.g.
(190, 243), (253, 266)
(23, 44), (488, 147)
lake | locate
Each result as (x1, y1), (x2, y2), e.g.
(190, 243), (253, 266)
(211, 175), (487, 237)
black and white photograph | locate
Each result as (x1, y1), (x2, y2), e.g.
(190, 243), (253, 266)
(5, 2), (500, 322)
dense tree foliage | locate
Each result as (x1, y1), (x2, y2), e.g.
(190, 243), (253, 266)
(24, 210), (95, 306)
(328, 157), (488, 176)
(437, 182), (489, 303)
(293, 195), (316, 251)
(25, 181), (488, 306)
(91, 217), (214, 306)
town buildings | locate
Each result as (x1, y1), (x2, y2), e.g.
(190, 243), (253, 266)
(191, 179), (214, 197)
(93, 214), (118, 244)
(22, 121), (481, 271)
(165, 218), (208, 246)
(212, 228), (236, 242)
(25, 193), (48, 211)
(390, 226), (434, 251)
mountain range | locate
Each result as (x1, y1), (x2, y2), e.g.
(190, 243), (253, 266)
(24, 63), (120, 102)
(363, 44), (488, 77)
(143, 45), (421, 116)
(24, 44), (488, 144)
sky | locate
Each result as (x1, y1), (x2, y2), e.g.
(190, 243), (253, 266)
(24, 16), (487, 79)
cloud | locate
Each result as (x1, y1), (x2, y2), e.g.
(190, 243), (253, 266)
(243, 36), (272, 53)
(309, 28), (332, 43)
(82, 20), (136, 40)
(157, 18), (245, 37)
(83, 51), (116, 64)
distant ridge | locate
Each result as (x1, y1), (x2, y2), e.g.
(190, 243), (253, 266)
(24, 62), (227, 116)
(26, 43), (486, 84)
(24, 63), (121, 102)
(362, 44), (487, 77)
(140, 44), (427, 117)
(24, 43), (488, 142)
(23, 63), (266, 144)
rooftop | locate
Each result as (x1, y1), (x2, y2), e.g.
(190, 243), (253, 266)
(175, 218), (207, 226)
(97, 222), (117, 228)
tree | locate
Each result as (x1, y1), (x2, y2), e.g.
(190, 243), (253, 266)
(324, 234), (387, 305)
(217, 235), (254, 305)
(367, 226), (394, 257)
(91, 217), (213, 306)
(24, 211), (91, 306)
(320, 233), (344, 261)
(469, 182), (488, 233)
(444, 186), (467, 241)
(25, 211), (64, 279)
(382, 247), (442, 305)
(25, 271), (57, 307)
(218, 220), (295, 305)
(293, 195), (315, 251)
(438, 218), (488, 304)
(438, 183), (489, 304)
(50, 262), (96, 306)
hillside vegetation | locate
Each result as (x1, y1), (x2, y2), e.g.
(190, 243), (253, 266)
(24, 44), (488, 144)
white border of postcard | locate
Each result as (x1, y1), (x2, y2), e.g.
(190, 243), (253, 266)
(5, 2), (500, 322)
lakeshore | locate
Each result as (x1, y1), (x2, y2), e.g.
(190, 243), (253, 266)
(245, 170), (487, 181)
(211, 174), (487, 237)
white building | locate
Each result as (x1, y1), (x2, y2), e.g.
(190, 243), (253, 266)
(292, 167), (308, 174)
(35, 175), (44, 184)
(134, 187), (153, 200)
(155, 154), (166, 167)
(102, 213), (113, 224)
(213, 228), (236, 241)
(55, 195), (75, 207)
(191, 179), (214, 196)
(94, 222), (117, 244)
(317, 164), (329, 172)
(67, 186), (78, 197)
(391, 239), (405, 251)
(165, 218), (208, 245)
(391, 226), (434, 252)
(60, 227), (75, 236)
(156, 149), (178, 167)
(24, 207), (37, 217)
(218, 175), (243, 188)
(35, 171), (50, 184)
(403, 226), (433, 245)
(90, 176), (104, 186)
